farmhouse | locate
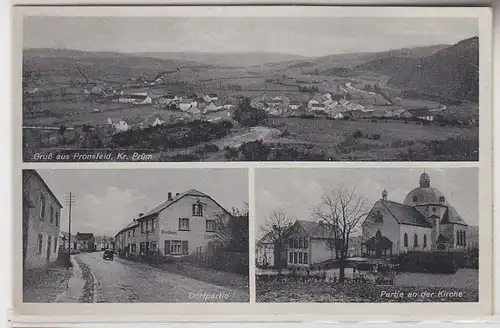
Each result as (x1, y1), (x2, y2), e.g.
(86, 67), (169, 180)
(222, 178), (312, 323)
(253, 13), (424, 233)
(23, 170), (63, 271)
(362, 173), (469, 258)
(75, 233), (96, 252)
(256, 220), (337, 269)
(114, 189), (231, 258)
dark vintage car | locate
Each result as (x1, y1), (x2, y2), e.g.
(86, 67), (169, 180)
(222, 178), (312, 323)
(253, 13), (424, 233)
(103, 250), (114, 261)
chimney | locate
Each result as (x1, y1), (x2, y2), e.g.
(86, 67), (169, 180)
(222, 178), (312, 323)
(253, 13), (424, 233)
(168, 192), (172, 200)
(382, 190), (388, 201)
(139, 213), (144, 217)
(176, 192), (180, 196)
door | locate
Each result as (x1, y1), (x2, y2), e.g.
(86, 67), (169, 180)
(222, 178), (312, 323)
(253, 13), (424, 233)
(46, 236), (52, 265)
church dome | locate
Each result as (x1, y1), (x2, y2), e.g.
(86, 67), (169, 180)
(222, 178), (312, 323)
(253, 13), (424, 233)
(403, 173), (449, 206)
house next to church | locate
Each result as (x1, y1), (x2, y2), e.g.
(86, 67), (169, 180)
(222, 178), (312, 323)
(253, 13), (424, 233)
(361, 172), (469, 257)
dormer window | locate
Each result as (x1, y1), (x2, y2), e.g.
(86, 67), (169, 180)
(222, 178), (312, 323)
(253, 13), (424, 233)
(439, 196), (445, 202)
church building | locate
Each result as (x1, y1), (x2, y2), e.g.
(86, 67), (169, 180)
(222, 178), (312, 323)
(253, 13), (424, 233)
(362, 173), (469, 257)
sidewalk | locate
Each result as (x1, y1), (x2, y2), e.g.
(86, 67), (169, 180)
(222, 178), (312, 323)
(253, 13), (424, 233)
(23, 262), (73, 303)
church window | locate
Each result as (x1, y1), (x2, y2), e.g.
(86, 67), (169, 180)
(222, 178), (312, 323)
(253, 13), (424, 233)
(298, 237), (303, 248)
(463, 231), (467, 246)
(456, 231), (460, 246)
(376, 230), (382, 239)
(289, 238), (293, 248)
(412, 196), (418, 202)
(423, 235), (427, 247)
(293, 238), (299, 249)
(403, 233), (408, 247)
(413, 234), (418, 247)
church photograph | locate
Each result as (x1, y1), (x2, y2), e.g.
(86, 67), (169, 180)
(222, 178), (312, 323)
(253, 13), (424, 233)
(255, 167), (479, 303)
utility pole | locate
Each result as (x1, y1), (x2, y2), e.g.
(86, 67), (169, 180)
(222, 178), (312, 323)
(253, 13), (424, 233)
(66, 193), (75, 265)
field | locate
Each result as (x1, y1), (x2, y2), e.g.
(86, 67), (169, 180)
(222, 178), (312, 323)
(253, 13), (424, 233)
(266, 117), (478, 161)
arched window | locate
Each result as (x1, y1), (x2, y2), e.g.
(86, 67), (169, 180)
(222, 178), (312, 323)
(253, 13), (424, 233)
(289, 238), (293, 248)
(376, 230), (382, 239)
(298, 237), (303, 248)
(414, 234), (418, 247)
(404, 233), (408, 247)
(456, 231), (460, 246)
(463, 231), (467, 246)
(304, 238), (308, 249)
(423, 235), (427, 248)
(294, 238), (298, 249)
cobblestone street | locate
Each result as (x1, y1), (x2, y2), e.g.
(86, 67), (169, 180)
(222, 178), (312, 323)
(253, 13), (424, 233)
(74, 252), (248, 303)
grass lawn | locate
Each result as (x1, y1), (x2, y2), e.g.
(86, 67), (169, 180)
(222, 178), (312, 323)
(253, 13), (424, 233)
(256, 279), (478, 303)
(158, 261), (249, 291)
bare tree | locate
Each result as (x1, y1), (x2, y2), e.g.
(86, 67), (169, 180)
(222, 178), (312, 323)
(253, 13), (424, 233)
(260, 209), (293, 275)
(212, 203), (249, 253)
(313, 184), (369, 281)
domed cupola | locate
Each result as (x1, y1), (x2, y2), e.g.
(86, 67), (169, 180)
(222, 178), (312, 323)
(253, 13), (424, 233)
(419, 172), (430, 188)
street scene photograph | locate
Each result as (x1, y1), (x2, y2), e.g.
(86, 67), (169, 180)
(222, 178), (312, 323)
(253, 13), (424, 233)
(255, 168), (479, 302)
(22, 168), (249, 303)
(21, 12), (479, 162)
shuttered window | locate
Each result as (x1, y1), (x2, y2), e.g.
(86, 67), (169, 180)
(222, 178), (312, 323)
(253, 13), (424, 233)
(182, 241), (189, 255)
(164, 240), (170, 255)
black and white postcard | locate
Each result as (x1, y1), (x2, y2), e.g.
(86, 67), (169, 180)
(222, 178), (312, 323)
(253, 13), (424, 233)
(12, 4), (493, 321)
(255, 168), (484, 305)
(21, 169), (249, 303)
(16, 6), (489, 162)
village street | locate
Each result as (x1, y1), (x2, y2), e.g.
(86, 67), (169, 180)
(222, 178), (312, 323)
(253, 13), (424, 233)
(66, 252), (248, 303)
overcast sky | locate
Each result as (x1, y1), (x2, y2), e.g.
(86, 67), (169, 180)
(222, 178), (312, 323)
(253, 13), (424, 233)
(36, 169), (248, 237)
(23, 17), (478, 57)
(255, 168), (478, 238)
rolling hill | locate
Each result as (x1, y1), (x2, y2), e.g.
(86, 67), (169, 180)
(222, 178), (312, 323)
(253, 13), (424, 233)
(135, 51), (309, 68)
(355, 37), (479, 102)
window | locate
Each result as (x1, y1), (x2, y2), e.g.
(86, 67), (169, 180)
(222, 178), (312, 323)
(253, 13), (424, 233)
(463, 231), (467, 246)
(206, 220), (216, 232)
(289, 252), (293, 263)
(404, 233), (408, 247)
(128, 231), (131, 238)
(412, 196), (417, 202)
(54, 238), (57, 252)
(303, 252), (308, 264)
(140, 242), (145, 254)
(432, 207), (437, 213)
(439, 196), (445, 202)
(192, 203), (203, 216)
(414, 234), (418, 247)
(140, 222), (144, 233)
(170, 241), (182, 255)
(151, 242), (157, 252)
(55, 211), (59, 228)
(289, 238), (293, 248)
(298, 237), (303, 248)
(456, 231), (460, 245)
(304, 238), (308, 249)
(293, 238), (298, 249)
(179, 218), (190, 231)
(50, 207), (54, 225)
(151, 219), (155, 232)
(131, 244), (137, 254)
(132, 229), (135, 237)
(145, 220), (149, 232)
(293, 252), (298, 264)
(37, 234), (43, 253)
(39, 194), (46, 221)
(423, 235), (427, 247)
(298, 252), (303, 264)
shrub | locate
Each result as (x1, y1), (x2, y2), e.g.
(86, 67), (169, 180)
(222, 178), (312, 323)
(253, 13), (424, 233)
(392, 251), (461, 274)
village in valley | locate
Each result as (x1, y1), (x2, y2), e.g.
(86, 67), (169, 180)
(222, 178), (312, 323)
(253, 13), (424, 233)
(22, 25), (479, 162)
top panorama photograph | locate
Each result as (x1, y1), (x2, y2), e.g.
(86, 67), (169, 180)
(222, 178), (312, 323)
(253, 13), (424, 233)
(22, 15), (480, 162)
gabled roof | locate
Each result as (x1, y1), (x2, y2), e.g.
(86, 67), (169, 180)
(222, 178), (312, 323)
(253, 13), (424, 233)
(76, 232), (95, 240)
(442, 206), (468, 226)
(377, 200), (431, 228)
(23, 170), (63, 208)
(116, 220), (139, 236)
(295, 220), (335, 239)
(137, 189), (230, 221)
